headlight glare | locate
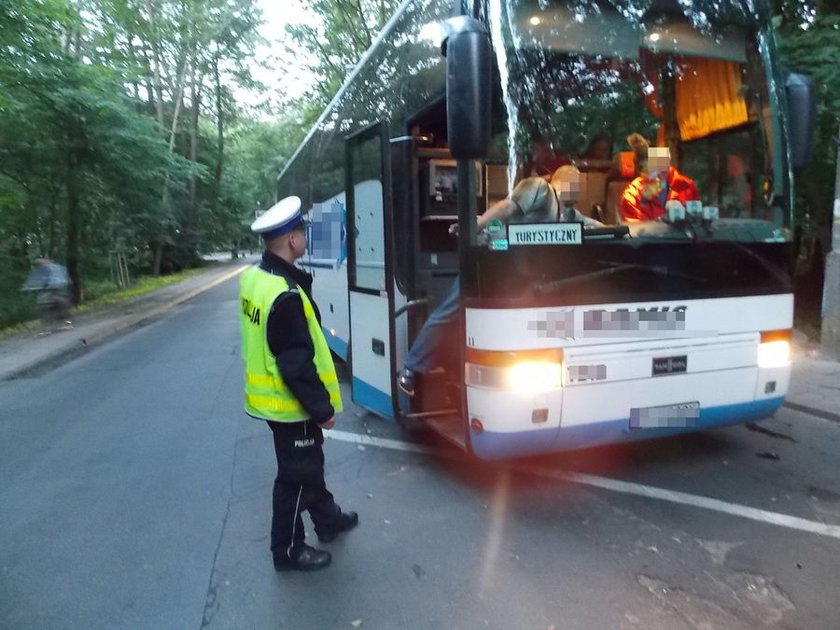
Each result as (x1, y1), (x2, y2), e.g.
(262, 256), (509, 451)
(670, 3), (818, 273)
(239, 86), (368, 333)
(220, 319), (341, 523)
(757, 340), (790, 368)
(506, 361), (563, 392)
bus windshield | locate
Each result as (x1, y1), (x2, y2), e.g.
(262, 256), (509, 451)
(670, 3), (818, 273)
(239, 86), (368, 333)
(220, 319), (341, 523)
(481, 0), (787, 243)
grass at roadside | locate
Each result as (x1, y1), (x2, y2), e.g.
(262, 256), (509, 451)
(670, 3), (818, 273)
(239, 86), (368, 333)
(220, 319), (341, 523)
(78, 267), (207, 311)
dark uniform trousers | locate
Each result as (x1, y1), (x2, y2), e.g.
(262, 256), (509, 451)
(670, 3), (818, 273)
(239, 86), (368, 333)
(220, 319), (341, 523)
(267, 419), (344, 558)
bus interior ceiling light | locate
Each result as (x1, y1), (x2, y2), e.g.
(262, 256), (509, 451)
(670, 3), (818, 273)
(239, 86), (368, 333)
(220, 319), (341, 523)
(506, 361), (563, 393)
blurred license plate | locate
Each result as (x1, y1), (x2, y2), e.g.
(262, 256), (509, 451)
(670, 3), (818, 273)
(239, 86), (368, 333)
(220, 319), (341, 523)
(629, 401), (700, 429)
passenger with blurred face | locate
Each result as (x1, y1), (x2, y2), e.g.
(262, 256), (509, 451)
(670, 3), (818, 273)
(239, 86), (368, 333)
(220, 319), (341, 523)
(551, 165), (606, 227)
(619, 146), (699, 222)
(551, 165), (581, 203)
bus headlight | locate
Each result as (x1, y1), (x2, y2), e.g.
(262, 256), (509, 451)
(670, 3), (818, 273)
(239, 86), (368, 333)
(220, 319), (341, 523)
(506, 361), (563, 392)
(757, 340), (790, 368)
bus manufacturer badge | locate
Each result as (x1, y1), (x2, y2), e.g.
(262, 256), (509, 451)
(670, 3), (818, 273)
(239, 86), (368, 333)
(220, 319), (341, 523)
(652, 355), (687, 376)
(508, 223), (582, 246)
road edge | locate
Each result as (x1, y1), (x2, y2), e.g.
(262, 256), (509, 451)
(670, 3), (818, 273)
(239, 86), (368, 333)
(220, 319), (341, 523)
(1, 264), (249, 381)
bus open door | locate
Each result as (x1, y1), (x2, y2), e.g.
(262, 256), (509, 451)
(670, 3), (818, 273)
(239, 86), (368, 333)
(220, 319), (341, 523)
(345, 124), (400, 418)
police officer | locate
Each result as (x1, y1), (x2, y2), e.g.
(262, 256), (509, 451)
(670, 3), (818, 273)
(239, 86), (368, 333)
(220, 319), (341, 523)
(241, 196), (358, 571)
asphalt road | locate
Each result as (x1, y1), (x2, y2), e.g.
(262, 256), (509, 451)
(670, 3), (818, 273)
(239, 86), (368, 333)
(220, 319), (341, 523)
(1, 278), (839, 630)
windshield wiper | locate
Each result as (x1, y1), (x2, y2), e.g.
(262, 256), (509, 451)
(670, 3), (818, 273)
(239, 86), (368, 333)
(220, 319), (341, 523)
(534, 261), (708, 294)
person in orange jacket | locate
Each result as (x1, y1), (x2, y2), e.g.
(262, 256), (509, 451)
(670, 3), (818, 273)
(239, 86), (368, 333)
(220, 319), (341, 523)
(619, 146), (699, 222)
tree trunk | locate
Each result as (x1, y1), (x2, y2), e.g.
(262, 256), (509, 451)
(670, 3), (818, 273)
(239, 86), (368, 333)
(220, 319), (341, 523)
(138, 44), (157, 116)
(47, 189), (58, 258)
(167, 53), (189, 152)
(65, 150), (82, 305)
(155, 34), (193, 273)
(127, 33), (141, 106)
(211, 53), (224, 216)
(147, 0), (164, 125)
(152, 240), (164, 277)
(186, 48), (202, 254)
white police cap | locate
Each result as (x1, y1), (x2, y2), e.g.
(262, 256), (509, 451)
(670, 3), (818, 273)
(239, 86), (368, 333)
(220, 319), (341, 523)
(250, 196), (309, 238)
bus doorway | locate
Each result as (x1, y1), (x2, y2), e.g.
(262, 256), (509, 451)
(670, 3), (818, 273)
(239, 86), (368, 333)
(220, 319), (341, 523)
(345, 124), (397, 418)
(393, 125), (474, 446)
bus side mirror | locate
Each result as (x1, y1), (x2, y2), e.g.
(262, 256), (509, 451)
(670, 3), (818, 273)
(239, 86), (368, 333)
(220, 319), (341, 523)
(442, 16), (491, 160)
(785, 73), (816, 170)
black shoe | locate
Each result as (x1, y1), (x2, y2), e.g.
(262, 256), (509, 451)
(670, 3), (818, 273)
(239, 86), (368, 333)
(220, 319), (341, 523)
(317, 511), (359, 543)
(273, 545), (332, 571)
(398, 368), (416, 396)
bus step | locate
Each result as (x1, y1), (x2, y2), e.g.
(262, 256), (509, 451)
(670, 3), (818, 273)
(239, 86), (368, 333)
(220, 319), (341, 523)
(403, 408), (458, 420)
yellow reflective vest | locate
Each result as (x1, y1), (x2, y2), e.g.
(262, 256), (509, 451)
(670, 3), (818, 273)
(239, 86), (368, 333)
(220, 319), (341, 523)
(240, 266), (342, 422)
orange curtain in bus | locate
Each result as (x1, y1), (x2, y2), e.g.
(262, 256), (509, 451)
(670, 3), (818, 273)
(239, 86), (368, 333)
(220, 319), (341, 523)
(675, 57), (749, 141)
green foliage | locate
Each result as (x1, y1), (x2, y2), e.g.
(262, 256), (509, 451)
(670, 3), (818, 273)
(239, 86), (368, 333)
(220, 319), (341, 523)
(0, 0), (266, 325)
(215, 118), (299, 247)
(0, 256), (37, 329)
(771, 3), (839, 331)
(79, 266), (204, 305)
(281, 0), (402, 117)
(774, 10), (840, 247)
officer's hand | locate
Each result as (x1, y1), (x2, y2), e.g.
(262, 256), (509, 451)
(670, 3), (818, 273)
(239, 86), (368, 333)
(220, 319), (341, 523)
(319, 416), (336, 430)
(448, 222), (459, 236)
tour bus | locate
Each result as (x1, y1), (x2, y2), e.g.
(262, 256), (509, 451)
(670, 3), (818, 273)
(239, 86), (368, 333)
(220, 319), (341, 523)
(275, 0), (815, 459)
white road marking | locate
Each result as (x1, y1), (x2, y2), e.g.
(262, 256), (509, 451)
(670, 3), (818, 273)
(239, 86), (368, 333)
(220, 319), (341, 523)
(527, 468), (840, 541)
(326, 429), (840, 541)
(327, 429), (430, 454)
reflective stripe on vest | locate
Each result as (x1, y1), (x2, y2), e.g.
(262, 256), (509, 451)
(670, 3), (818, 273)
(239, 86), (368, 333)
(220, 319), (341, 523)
(240, 266), (343, 422)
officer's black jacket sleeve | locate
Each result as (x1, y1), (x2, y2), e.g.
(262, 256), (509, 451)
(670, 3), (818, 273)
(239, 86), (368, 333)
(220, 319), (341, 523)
(266, 292), (334, 424)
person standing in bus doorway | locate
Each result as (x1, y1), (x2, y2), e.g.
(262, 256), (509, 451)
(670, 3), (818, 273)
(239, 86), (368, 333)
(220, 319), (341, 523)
(398, 176), (564, 396)
(619, 145), (700, 222)
(397, 169), (607, 396)
(240, 196), (358, 572)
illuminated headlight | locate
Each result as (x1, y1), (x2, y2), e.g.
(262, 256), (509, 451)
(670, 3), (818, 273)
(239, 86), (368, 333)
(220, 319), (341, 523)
(506, 361), (563, 392)
(757, 340), (790, 368)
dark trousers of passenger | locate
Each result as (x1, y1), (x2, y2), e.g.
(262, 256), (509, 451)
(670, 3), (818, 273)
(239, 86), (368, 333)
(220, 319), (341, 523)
(267, 420), (343, 560)
(404, 277), (460, 374)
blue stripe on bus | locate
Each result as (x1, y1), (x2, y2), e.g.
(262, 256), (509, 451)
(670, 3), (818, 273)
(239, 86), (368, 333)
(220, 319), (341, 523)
(470, 397), (785, 460)
(323, 328), (348, 362)
(352, 377), (394, 419)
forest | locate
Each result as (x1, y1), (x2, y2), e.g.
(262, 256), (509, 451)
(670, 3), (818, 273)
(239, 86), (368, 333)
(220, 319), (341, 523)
(0, 0), (837, 331)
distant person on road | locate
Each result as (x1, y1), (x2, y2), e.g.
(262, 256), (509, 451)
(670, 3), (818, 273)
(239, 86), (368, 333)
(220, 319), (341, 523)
(240, 196), (358, 572)
(21, 258), (73, 331)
